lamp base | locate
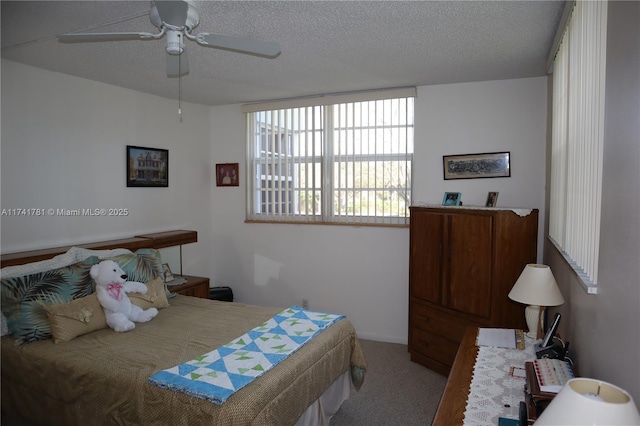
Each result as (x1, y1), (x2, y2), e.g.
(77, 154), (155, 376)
(524, 305), (544, 339)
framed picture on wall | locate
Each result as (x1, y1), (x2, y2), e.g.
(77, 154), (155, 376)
(126, 146), (168, 187)
(443, 151), (510, 180)
(216, 163), (239, 187)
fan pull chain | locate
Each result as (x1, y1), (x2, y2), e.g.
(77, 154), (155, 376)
(178, 74), (183, 122)
(178, 48), (183, 122)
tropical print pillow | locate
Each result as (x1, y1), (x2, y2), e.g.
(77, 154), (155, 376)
(103, 249), (163, 284)
(0, 249), (164, 345)
(0, 256), (100, 345)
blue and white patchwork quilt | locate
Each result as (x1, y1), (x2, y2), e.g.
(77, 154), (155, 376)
(148, 306), (345, 405)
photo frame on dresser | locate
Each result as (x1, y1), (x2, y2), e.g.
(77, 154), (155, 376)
(162, 263), (175, 283)
(442, 192), (462, 206)
(486, 192), (499, 207)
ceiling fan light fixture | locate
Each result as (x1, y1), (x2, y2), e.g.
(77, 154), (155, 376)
(166, 30), (184, 55)
(57, 1), (281, 77)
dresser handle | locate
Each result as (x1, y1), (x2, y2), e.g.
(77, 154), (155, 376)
(419, 315), (430, 323)
(419, 339), (429, 347)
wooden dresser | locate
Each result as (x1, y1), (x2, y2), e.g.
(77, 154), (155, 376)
(167, 275), (210, 299)
(408, 206), (538, 375)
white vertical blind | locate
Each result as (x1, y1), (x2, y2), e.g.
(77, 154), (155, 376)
(549, 0), (607, 292)
(256, 107), (323, 222)
(246, 89), (414, 225)
(549, 32), (569, 246)
(328, 98), (413, 224)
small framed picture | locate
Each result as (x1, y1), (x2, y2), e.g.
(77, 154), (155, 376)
(216, 163), (239, 187)
(486, 191), (499, 207)
(162, 263), (175, 282)
(442, 192), (462, 206)
(126, 145), (168, 187)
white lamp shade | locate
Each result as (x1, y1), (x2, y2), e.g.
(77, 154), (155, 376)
(508, 264), (564, 307)
(536, 378), (640, 425)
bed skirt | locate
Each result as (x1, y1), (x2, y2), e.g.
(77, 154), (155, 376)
(295, 370), (352, 426)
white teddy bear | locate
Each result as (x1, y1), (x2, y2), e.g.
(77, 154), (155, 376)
(90, 260), (158, 332)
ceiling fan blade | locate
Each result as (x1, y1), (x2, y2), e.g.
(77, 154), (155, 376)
(196, 33), (281, 58)
(154, 1), (189, 27)
(166, 51), (189, 77)
(58, 32), (158, 43)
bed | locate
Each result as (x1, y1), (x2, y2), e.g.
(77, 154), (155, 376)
(1, 233), (366, 425)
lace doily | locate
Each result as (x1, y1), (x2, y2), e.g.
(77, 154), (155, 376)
(411, 203), (534, 217)
(463, 341), (536, 425)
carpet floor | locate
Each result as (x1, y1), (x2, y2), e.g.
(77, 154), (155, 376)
(330, 339), (447, 426)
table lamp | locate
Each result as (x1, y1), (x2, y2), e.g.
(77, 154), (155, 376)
(508, 264), (564, 339)
(535, 378), (640, 425)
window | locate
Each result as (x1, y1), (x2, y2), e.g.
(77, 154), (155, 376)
(549, 0), (607, 293)
(245, 88), (415, 225)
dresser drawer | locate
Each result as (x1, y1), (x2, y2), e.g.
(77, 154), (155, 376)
(410, 303), (469, 343)
(410, 328), (460, 367)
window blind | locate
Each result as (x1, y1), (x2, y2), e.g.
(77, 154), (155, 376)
(549, 0), (607, 293)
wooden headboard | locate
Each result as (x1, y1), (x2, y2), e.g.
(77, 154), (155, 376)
(0, 230), (197, 268)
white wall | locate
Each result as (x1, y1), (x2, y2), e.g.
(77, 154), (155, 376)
(414, 77), (548, 260)
(207, 103), (411, 343)
(1, 60), (548, 344)
(208, 77), (549, 343)
(1, 61), (214, 277)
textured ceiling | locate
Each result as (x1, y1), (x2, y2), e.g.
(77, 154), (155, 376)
(1, 1), (565, 106)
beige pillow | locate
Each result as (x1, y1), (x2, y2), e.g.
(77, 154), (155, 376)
(129, 277), (170, 310)
(45, 294), (107, 343)
(45, 277), (168, 343)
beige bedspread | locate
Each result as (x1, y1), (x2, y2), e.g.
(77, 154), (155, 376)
(1, 296), (366, 425)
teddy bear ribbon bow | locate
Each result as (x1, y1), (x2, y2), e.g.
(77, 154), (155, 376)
(107, 283), (124, 301)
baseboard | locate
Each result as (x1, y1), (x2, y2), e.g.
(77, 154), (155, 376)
(355, 332), (407, 345)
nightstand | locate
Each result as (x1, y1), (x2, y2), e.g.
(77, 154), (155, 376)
(166, 275), (210, 299)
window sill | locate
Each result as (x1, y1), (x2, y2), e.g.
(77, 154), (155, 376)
(549, 238), (598, 295)
(244, 219), (409, 229)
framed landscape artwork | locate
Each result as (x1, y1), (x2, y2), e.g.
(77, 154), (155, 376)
(443, 151), (510, 180)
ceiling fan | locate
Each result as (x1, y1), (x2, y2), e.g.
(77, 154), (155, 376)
(57, 1), (281, 77)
